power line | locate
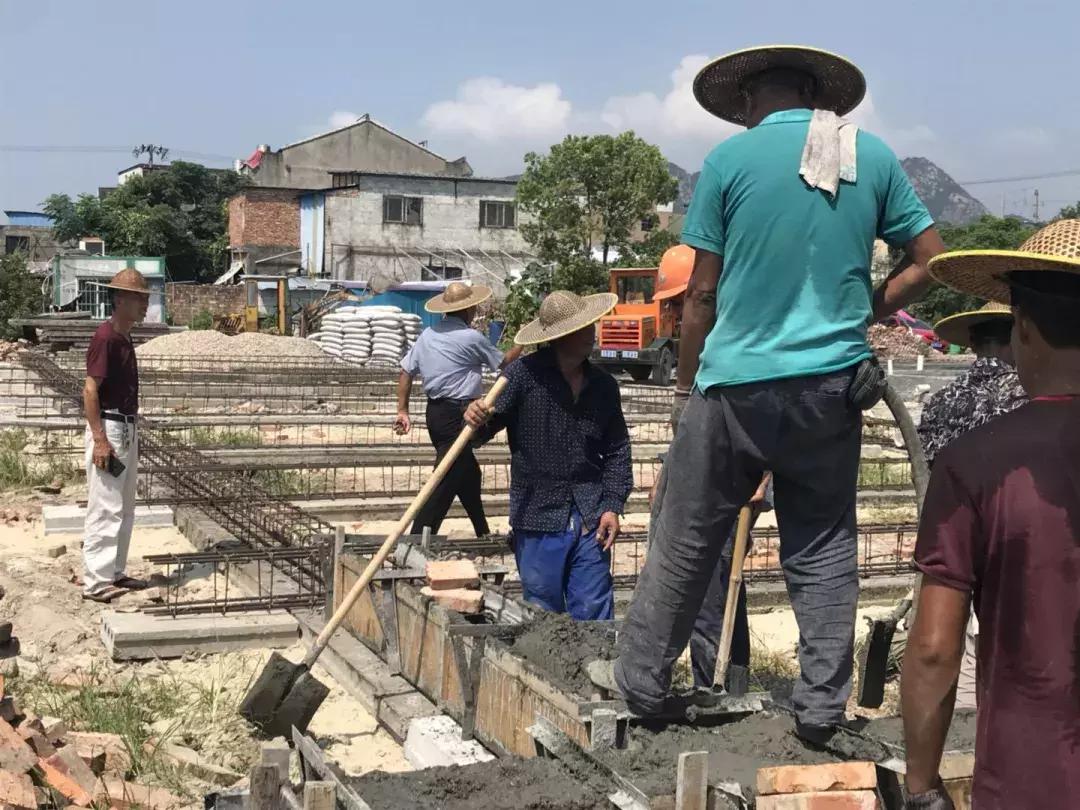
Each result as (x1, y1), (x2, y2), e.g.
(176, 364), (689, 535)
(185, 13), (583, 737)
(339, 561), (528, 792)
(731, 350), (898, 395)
(0, 144), (236, 162)
(960, 167), (1080, 186)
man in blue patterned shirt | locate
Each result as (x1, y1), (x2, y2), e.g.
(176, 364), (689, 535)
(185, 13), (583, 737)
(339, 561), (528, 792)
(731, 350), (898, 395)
(466, 290), (633, 620)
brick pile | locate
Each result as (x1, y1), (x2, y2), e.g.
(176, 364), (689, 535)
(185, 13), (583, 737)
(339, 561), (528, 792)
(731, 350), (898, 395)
(421, 560), (484, 614)
(0, 636), (185, 809)
(868, 324), (931, 359)
(755, 762), (881, 809)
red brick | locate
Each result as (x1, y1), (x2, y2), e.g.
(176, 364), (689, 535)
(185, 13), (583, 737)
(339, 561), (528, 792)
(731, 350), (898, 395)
(0, 770), (35, 809)
(755, 790), (880, 809)
(426, 560), (480, 590)
(757, 762), (877, 795)
(420, 586), (484, 614)
(35, 756), (94, 806)
(228, 189), (300, 248)
(18, 726), (56, 758)
(0, 718), (36, 773)
(164, 283), (246, 327)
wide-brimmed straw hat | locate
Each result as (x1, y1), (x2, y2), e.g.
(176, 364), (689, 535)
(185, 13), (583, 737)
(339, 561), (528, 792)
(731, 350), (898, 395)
(424, 281), (493, 314)
(104, 267), (151, 295)
(928, 219), (1080, 305)
(514, 290), (618, 346)
(693, 45), (866, 125)
(934, 302), (1013, 348)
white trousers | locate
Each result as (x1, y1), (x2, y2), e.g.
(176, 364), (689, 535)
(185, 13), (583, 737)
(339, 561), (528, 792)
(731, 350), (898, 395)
(956, 611), (979, 710)
(83, 419), (138, 594)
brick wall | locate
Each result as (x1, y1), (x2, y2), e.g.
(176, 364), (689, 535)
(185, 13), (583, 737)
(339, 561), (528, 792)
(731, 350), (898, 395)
(228, 188), (300, 247)
(166, 283), (246, 326)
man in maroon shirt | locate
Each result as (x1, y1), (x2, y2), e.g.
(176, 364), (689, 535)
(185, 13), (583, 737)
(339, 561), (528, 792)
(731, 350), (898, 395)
(82, 268), (150, 602)
(902, 219), (1080, 809)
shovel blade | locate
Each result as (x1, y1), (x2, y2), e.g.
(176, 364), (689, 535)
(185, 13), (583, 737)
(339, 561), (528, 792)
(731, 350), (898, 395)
(856, 619), (897, 709)
(239, 651), (308, 732)
(264, 670), (330, 738)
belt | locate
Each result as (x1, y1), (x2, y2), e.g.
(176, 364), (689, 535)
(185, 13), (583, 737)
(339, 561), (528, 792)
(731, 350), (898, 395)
(101, 412), (137, 424)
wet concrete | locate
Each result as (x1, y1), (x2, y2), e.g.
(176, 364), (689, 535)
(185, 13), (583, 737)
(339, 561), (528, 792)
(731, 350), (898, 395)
(597, 712), (842, 800)
(859, 709), (977, 751)
(346, 758), (611, 809)
(510, 613), (618, 697)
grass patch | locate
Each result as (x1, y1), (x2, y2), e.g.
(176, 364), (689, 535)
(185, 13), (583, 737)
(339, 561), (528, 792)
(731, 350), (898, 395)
(857, 460), (912, 489)
(251, 468), (307, 496)
(749, 635), (799, 694)
(189, 427), (262, 448)
(0, 429), (80, 492)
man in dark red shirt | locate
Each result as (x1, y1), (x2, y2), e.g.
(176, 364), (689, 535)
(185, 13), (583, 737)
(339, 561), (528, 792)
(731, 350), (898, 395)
(902, 220), (1080, 809)
(82, 267), (150, 603)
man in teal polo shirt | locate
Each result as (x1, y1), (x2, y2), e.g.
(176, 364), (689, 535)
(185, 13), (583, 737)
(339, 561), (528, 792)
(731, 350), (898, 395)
(614, 46), (944, 741)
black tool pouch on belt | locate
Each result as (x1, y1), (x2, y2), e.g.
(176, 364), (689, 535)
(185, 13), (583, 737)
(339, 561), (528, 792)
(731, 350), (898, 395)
(848, 356), (887, 411)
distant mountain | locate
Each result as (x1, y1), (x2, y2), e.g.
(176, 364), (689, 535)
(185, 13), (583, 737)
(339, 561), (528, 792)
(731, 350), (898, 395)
(665, 156), (986, 225)
(899, 157), (987, 226)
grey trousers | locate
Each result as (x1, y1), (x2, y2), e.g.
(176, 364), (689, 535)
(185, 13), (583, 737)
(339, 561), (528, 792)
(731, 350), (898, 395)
(616, 370), (862, 725)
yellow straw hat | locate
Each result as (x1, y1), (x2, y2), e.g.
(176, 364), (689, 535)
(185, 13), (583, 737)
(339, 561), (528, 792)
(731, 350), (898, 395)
(424, 281), (493, 314)
(934, 302), (1013, 348)
(928, 219), (1080, 304)
(104, 267), (151, 295)
(514, 290), (618, 346)
(693, 45), (866, 125)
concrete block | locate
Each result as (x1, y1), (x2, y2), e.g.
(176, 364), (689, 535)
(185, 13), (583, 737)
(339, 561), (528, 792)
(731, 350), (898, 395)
(589, 709), (618, 751)
(757, 762), (878, 796)
(101, 611), (299, 661)
(43, 504), (174, 535)
(404, 715), (494, 769)
(425, 559), (480, 590)
(419, 586), (483, 614)
(755, 790), (880, 810)
(64, 731), (130, 776)
(97, 778), (185, 810)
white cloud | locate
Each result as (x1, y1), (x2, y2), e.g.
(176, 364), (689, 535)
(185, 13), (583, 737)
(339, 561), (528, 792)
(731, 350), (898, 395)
(847, 91), (935, 154)
(328, 110), (362, 129)
(421, 78), (571, 141)
(600, 55), (739, 145)
(990, 126), (1056, 151)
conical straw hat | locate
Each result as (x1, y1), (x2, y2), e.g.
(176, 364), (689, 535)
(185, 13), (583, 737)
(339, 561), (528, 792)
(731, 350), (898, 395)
(934, 301), (1013, 348)
(424, 282), (492, 314)
(514, 290), (618, 346)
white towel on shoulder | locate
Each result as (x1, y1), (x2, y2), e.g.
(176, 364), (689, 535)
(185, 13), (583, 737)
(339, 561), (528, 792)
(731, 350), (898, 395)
(799, 109), (858, 198)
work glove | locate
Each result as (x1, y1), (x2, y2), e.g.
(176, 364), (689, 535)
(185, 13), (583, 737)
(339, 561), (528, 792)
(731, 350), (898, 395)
(904, 780), (955, 810)
(671, 388), (691, 435)
(848, 356), (888, 411)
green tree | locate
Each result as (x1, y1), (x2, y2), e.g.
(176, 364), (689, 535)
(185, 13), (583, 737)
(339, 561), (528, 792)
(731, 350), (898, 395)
(907, 215), (1037, 324)
(615, 228), (680, 268)
(501, 262), (554, 347)
(1055, 201), (1080, 220)
(516, 132), (678, 270)
(42, 161), (246, 282)
(0, 253), (41, 339)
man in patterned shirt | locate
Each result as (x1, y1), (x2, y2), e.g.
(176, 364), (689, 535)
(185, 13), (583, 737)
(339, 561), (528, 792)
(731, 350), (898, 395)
(915, 301), (1026, 711)
(918, 302), (1027, 466)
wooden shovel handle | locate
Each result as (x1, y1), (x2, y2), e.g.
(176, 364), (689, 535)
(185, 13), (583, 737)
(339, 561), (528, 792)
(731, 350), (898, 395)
(713, 504), (752, 689)
(303, 376), (509, 667)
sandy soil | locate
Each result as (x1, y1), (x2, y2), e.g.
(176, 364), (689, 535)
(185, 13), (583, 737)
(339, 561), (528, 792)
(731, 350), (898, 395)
(0, 493), (412, 788)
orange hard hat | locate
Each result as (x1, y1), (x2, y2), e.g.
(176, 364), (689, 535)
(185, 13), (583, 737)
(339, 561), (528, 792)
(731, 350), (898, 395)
(653, 245), (695, 300)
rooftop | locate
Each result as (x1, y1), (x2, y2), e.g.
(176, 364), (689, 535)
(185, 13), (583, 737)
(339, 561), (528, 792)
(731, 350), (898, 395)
(3, 210), (55, 228)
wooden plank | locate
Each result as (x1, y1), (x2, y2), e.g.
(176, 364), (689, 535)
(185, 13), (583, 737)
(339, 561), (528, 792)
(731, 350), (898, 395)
(302, 782), (335, 810)
(292, 729), (372, 810)
(675, 751), (708, 810)
(249, 764), (280, 810)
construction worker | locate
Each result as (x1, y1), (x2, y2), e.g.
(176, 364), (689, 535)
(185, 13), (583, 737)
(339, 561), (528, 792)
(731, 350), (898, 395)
(396, 282), (521, 538)
(612, 45), (944, 740)
(915, 302), (1026, 711)
(464, 290), (632, 620)
(902, 220), (1080, 809)
(82, 267), (151, 603)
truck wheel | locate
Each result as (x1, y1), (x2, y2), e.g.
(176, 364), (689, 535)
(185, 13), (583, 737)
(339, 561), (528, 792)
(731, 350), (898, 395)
(651, 347), (674, 386)
(628, 366), (651, 382)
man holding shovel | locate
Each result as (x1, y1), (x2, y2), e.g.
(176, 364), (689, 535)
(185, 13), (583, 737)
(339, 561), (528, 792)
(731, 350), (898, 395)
(464, 290), (633, 620)
(612, 45), (944, 740)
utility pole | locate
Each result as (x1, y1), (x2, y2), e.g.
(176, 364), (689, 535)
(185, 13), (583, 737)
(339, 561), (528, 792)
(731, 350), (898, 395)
(1034, 189), (1041, 222)
(132, 144), (169, 165)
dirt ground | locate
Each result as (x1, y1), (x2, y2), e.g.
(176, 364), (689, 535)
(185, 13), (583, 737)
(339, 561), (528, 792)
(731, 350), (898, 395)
(0, 492), (412, 799)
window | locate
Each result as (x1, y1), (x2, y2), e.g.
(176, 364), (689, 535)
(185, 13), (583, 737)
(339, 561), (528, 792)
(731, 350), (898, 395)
(76, 278), (114, 318)
(422, 264), (463, 281)
(5, 236), (30, 254)
(616, 275), (655, 304)
(640, 215), (655, 232)
(479, 200), (515, 229)
(332, 172), (361, 188)
(384, 195), (423, 225)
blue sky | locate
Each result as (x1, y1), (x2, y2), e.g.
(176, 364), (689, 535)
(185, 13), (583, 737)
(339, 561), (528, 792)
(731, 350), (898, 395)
(2, 0), (1079, 219)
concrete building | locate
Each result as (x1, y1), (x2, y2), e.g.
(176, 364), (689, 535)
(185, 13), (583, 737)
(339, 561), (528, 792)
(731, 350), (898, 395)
(0, 211), (64, 271)
(239, 115), (472, 190)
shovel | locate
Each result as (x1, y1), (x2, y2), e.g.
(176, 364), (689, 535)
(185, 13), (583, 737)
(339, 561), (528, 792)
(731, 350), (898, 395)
(856, 588), (913, 708)
(239, 376), (509, 737)
(712, 504), (753, 693)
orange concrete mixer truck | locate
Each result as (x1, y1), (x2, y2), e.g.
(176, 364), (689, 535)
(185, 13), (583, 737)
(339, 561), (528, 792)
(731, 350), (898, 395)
(590, 244), (694, 385)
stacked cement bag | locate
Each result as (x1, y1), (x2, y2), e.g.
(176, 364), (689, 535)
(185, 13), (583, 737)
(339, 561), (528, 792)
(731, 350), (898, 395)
(307, 305), (426, 367)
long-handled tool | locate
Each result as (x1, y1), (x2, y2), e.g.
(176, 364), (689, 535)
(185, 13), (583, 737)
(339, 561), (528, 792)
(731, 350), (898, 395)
(239, 377), (509, 737)
(713, 504), (752, 691)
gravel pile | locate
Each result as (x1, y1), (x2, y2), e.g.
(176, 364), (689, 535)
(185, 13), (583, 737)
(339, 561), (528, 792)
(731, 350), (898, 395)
(308, 305), (423, 367)
(868, 324), (931, 358)
(136, 330), (328, 359)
